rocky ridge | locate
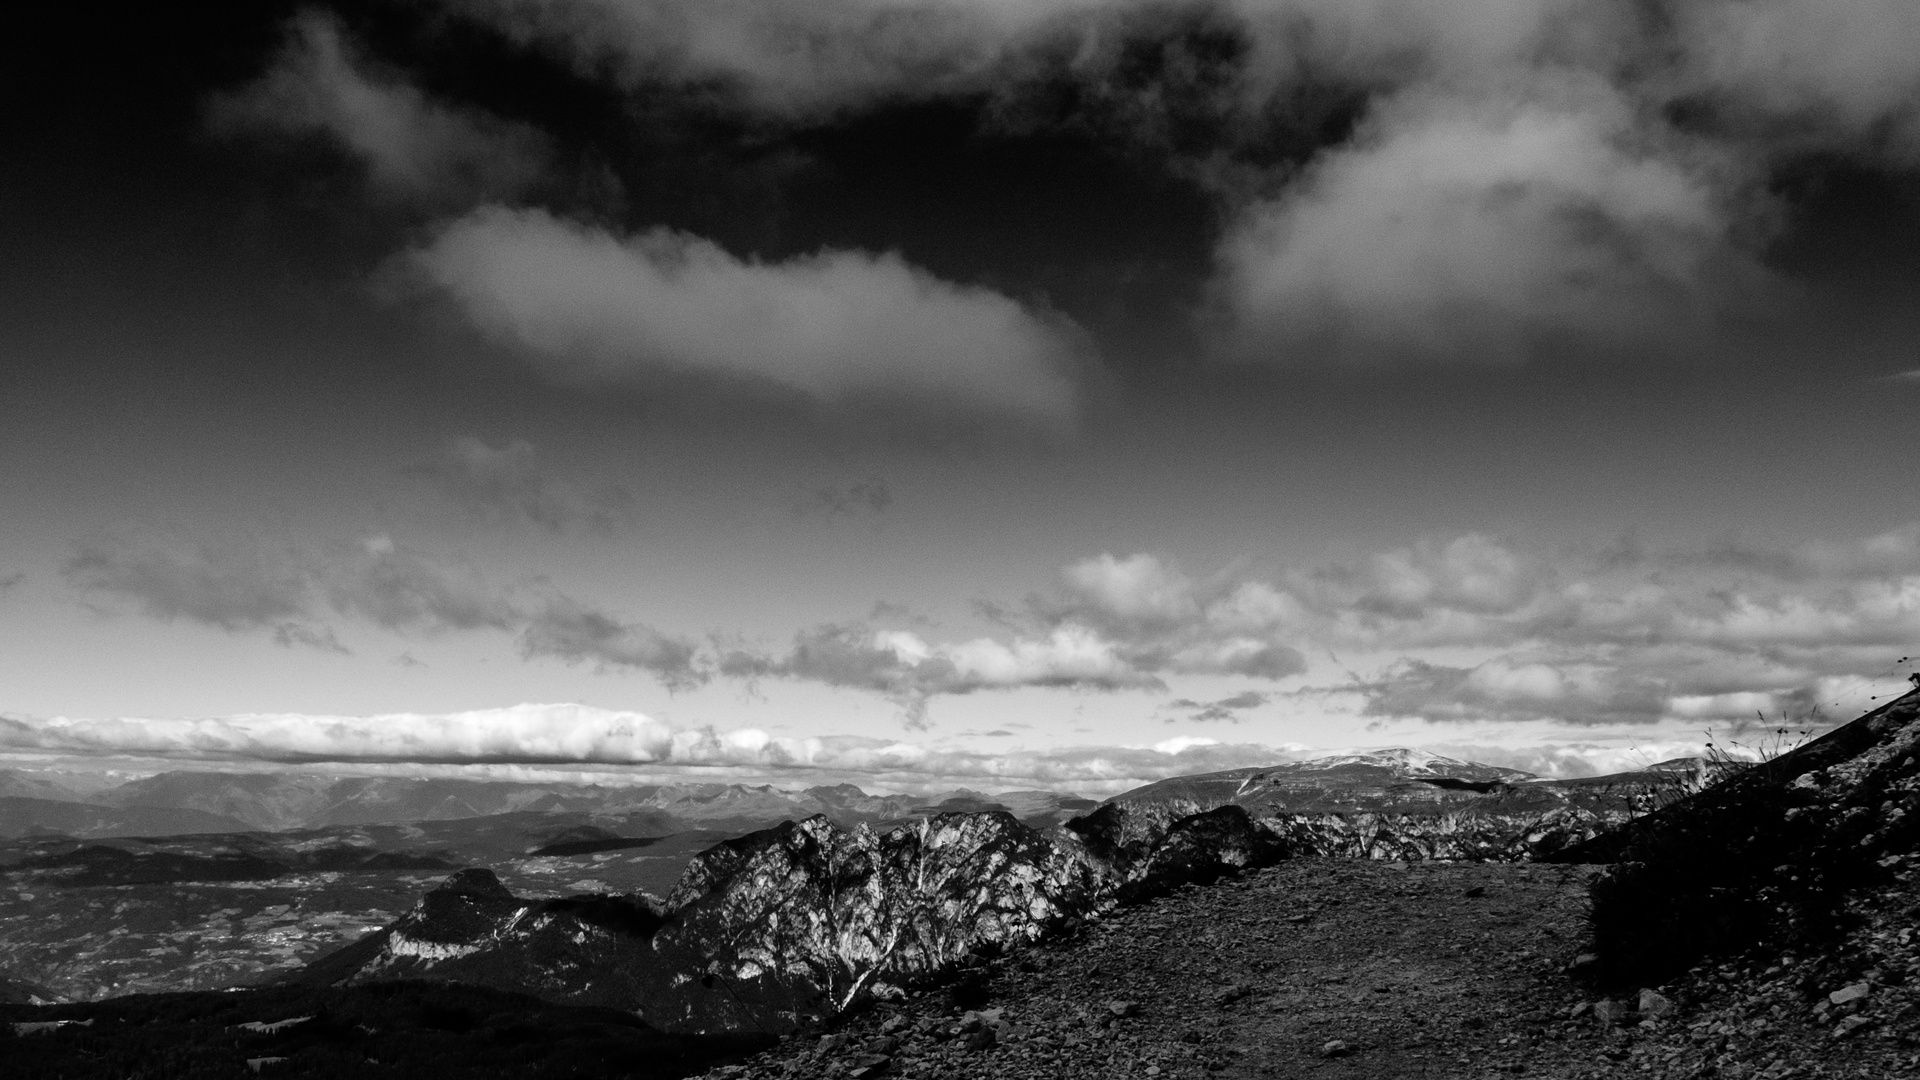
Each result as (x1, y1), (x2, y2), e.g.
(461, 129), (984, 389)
(296, 802), (1287, 1032)
(289, 751), (1677, 1032)
(1111, 750), (1701, 863)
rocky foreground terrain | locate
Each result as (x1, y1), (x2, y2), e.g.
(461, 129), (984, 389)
(688, 855), (1920, 1080)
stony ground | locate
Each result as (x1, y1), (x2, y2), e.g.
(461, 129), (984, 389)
(696, 858), (1920, 1080)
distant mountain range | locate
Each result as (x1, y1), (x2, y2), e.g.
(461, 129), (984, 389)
(0, 747), (1715, 841)
(0, 769), (1098, 839)
(1111, 747), (1698, 817)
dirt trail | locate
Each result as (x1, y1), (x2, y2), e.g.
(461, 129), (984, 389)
(702, 858), (1917, 1080)
(706, 859), (1604, 1079)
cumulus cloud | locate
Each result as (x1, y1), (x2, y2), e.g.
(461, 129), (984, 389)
(1215, 85), (1761, 363)
(763, 621), (1158, 728)
(431, 0), (1920, 364)
(1042, 553), (1308, 678)
(412, 436), (636, 532)
(208, 10), (551, 202)
(731, 554), (1315, 726)
(1190, 526), (1920, 726)
(1677, 0), (1920, 162)
(63, 532), (702, 689)
(727, 525), (1920, 729)
(398, 206), (1083, 423)
(206, 0), (1920, 383)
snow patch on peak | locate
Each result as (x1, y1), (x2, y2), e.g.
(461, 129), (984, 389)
(1295, 748), (1480, 776)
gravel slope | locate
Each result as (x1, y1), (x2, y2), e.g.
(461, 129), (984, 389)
(697, 857), (1920, 1080)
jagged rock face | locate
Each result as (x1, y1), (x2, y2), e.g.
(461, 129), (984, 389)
(299, 804), (1286, 1033)
(1257, 806), (1619, 862)
(645, 811), (1108, 1032)
(296, 868), (672, 1012)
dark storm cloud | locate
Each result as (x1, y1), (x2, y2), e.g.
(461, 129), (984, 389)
(411, 436), (636, 532)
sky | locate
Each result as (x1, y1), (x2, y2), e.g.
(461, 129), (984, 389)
(3, 0), (1919, 795)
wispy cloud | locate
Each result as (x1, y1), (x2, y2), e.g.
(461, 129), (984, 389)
(63, 532), (703, 689)
(320, 535), (520, 634)
(1167, 690), (1269, 724)
(804, 477), (894, 518)
(411, 436), (636, 532)
(65, 536), (315, 636)
(207, 10), (551, 204)
(519, 598), (706, 690)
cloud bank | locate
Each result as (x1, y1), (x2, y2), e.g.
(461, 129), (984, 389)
(61, 521), (1920, 729)
(0, 702), (1810, 793)
(0, 702), (1316, 792)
